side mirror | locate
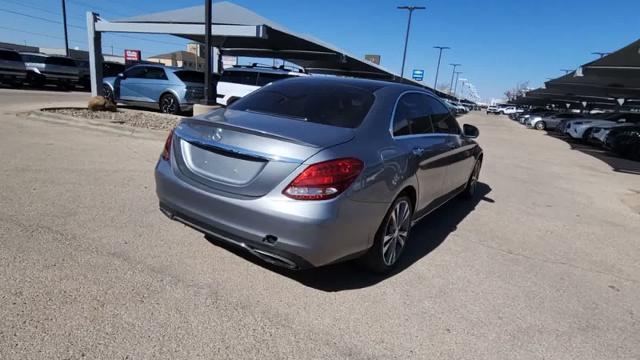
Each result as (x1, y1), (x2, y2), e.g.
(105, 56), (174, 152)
(117, 73), (126, 79)
(463, 124), (479, 138)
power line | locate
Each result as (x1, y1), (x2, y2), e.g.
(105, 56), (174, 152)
(0, 25), (125, 53)
(67, 0), (131, 18)
(0, 8), (64, 25)
(0, 0), (61, 16)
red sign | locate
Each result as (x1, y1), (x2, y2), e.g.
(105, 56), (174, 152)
(124, 49), (141, 62)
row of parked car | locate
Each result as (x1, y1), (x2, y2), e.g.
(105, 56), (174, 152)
(508, 108), (640, 161)
(0, 47), (125, 90)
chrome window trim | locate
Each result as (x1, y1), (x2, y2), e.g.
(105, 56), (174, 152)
(388, 90), (460, 140)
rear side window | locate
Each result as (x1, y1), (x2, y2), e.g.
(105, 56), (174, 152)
(428, 97), (460, 134)
(21, 54), (45, 63)
(229, 79), (375, 128)
(392, 93), (434, 136)
(256, 72), (292, 86)
(221, 71), (258, 86)
(175, 70), (204, 83)
(144, 67), (167, 80)
(124, 67), (146, 78)
(0, 50), (22, 62)
(45, 57), (76, 67)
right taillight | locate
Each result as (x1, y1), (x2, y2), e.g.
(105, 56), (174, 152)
(161, 128), (174, 161)
(283, 158), (364, 200)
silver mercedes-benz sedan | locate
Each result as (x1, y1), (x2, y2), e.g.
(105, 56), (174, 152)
(155, 76), (483, 273)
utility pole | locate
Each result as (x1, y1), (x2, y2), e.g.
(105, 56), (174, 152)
(433, 46), (450, 89)
(61, 0), (69, 56)
(453, 71), (462, 97)
(448, 63), (460, 95)
(397, 6), (425, 79)
(203, 0), (215, 105)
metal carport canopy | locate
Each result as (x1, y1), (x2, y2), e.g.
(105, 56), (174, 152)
(86, 1), (465, 100)
(543, 38), (640, 102)
(110, 1), (420, 82)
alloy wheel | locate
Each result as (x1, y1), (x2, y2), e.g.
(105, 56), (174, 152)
(382, 199), (411, 266)
(161, 95), (177, 114)
(103, 86), (114, 102)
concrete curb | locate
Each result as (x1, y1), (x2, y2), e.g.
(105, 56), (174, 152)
(21, 108), (169, 141)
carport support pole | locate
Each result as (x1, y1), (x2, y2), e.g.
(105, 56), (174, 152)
(203, 0), (216, 105)
(86, 12), (103, 97)
(61, 0), (69, 57)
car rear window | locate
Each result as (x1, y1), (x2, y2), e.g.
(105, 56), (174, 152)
(21, 54), (45, 63)
(45, 57), (76, 67)
(175, 70), (204, 83)
(0, 49), (22, 62)
(229, 79), (375, 128)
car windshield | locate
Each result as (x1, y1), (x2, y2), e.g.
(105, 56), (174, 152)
(0, 49), (22, 61)
(45, 57), (76, 67)
(21, 54), (45, 63)
(229, 79), (376, 128)
(175, 70), (204, 83)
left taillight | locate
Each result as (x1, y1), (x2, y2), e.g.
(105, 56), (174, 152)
(161, 128), (174, 161)
(283, 158), (363, 200)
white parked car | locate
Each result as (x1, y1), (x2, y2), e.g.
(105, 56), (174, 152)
(216, 65), (307, 106)
(500, 106), (518, 115)
(588, 114), (640, 143)
(564, 113), (640, 140)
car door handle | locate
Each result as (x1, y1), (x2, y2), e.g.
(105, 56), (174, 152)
(412, 146), (426, 156)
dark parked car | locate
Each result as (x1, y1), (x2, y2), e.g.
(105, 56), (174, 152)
(155, 76), (483, 272)
(20, 52), (79, 89)
(103, 61), (126, 78)
(604, 125), (640, 160)
(0, 48), (27, 87)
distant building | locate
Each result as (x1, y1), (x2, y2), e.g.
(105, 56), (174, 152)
(149, 42), (206, 71)
(0, 42), (38, 53)
(364, 54), (381, 65)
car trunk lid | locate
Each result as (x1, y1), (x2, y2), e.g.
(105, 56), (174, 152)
(172, 109), (355, 197)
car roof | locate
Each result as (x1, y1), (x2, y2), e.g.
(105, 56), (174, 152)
(224, 65), (307, 76)
(127, 63), (182, 71)
(19, 52), (74, 60)
(267, 75), (435, 94)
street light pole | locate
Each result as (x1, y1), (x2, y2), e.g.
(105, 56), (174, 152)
(61, 0), (69, 57)
(453, 71), (462, 97)
(397, 6), (425, 79)
(448, 63), (460, 95)
(433, 46), (450, 89)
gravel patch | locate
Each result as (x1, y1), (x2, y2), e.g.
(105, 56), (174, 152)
(42, 108), (183, 131)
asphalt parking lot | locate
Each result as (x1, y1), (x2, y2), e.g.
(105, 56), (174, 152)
(1, 89), (639, 359)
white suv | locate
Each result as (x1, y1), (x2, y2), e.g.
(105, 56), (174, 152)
(499, 106), (517, 115)
(216, 65), (307, 106)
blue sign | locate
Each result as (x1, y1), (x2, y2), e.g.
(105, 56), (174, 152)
(412, 69), (424, 81)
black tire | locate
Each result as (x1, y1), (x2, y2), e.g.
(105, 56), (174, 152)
(582, 128), (594, 142)
(460, 158), (482, 199)
(361, 195), (413, 273)
(103, 85), (115, 103)
(159, 93), (180, 114)
(535, 121), (546, 130)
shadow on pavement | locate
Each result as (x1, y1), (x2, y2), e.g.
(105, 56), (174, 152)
(204, 182), (493, 292)
(545, 132), (640, 175)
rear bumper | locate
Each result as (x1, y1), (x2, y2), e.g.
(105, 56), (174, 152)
(154, 158), (388, 268)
